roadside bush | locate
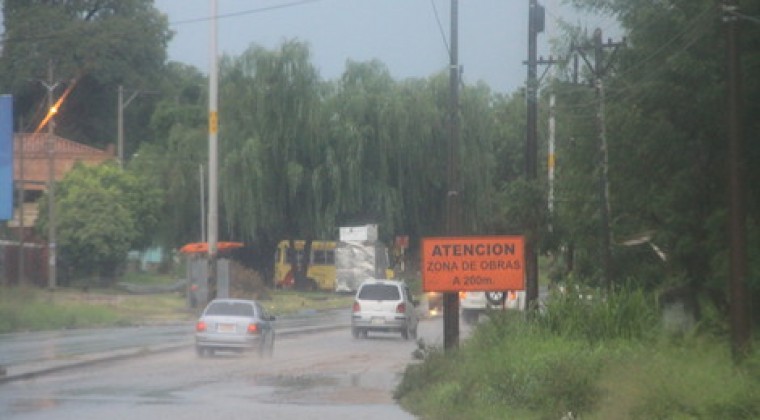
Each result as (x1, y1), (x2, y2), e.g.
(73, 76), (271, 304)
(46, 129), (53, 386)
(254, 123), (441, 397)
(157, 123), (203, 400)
(594, 337), (760, 419)
(397, 284), (760, 419)
(396, 312), (608, 419)
(469, 313), (604, 417)
(230, 261), (270, 300)
(0, 289), (122, 333)
(538, 282), (660, 342)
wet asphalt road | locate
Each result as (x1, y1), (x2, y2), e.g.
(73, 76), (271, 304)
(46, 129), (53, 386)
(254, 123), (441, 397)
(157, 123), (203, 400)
(0, 309), (349, 369)
(0, 309), (469, 419)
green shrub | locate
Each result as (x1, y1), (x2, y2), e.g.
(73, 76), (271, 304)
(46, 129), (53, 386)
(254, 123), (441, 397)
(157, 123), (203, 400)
(538, 282), (660, 342)
(0, 287), (131, 332)
(397, 284), (760, 419)
(622, 338), (760, 419)
(397, 313), (607, 419)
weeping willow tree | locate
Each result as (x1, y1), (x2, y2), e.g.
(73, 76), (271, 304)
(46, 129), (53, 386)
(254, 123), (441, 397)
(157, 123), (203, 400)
(220, 41), (323, 238)
(206, 40), (535, 283)
(326, 60), (409, 236)
(218, 40), (333, 286)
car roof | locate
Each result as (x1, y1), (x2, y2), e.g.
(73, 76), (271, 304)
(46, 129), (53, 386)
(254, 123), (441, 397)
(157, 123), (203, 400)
(208, 298), (256, 304)
(357, 279), (406, 290)
(359, 279), (405, 287)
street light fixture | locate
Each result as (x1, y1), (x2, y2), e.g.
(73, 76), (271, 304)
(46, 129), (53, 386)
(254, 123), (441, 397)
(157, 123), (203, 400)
(117, 85), (157, 168)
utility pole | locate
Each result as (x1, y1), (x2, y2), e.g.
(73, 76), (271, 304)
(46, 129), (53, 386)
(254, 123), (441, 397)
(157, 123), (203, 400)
(594, 29), (613, 292)
(200, 163), (206, 243)
(573, 29), (624, 291)
(524, 1), (562, 302)
(41, 60), (59, 291)
(117, 85), (139, 169)
(443, 0), (461, 351)
(524, 0), (544, 308)
(548, 93), (555, 218)
(722, 0), (750, 360)
(17, 132), (25, 287)
(207, 0), (220, 300)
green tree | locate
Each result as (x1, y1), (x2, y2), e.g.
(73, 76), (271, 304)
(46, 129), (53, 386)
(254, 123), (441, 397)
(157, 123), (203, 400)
(219, 41), (325, 242)
(555, 0), (760, 305)
(36, 162), (163, 283)
(0, 0), (172, 147)
(129, 62), (208, 248)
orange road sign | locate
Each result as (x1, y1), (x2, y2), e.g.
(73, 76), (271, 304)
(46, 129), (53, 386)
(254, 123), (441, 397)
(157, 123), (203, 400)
(421, 236), (525, 292)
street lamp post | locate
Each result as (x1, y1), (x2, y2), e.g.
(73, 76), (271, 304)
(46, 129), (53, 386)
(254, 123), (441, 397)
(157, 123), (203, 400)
(41, 62), (59, 291)
(117, 85), (138, 168)
(117, 85), (156, 168)
(207, 0), (220, 298)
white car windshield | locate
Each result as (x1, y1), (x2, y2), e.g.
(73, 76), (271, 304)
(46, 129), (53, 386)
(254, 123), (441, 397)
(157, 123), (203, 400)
(205, 302), (255, 317)
(357, 284), (400, 301)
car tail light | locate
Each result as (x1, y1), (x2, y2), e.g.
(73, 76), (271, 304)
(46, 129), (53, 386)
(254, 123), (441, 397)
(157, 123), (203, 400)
(352, 301), (361, 313)
(396, 302), (406, 313)
(247, 323), (259, 334)
(195, 320), (207, 332)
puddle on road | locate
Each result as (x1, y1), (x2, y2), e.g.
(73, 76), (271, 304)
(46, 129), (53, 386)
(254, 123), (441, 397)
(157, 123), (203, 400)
(8, 385), (184, 415)
(251, 372), (403, 405)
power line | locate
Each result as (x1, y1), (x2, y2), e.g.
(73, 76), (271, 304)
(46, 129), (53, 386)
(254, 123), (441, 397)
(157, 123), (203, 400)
(609, 4), (714, 82)
(554, 7), (715, 112)
(723, 7), (760, 25)
(429, 0), (451, 60)
(168, 0), (327, 26)
(0, 0), (328, 45)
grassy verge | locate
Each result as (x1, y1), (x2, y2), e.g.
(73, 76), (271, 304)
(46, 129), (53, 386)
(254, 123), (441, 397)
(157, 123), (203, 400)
(260, 289), (354, 315)
(395, 286), (760, 419)
(0, 283), (354, 334)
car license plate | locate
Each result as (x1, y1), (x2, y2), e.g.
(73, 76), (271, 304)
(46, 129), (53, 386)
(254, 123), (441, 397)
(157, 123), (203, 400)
(371, 317), (385, 325)
(217, 323), (236, 333)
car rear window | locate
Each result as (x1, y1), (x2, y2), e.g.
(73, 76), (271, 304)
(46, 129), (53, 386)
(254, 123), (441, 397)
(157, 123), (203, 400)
(205, 301), (255, 317)
(357, 284), (401, 301)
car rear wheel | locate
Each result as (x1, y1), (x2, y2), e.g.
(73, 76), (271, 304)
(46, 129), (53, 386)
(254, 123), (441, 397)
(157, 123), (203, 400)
(462, 309), (479, 325)
(259, 335), (275, 358)
(401, 326), (410, 340)
(197, 346), (215, 357)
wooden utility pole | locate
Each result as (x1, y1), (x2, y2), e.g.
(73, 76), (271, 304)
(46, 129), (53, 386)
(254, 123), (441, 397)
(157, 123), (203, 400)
(17, 132), (26, 287)
(524, 0), (544, 307)
(443, 0), (461, 350)
(593, 29), (613, 292)
(723, 0), (750, 360)
(573, 29), (624, 291)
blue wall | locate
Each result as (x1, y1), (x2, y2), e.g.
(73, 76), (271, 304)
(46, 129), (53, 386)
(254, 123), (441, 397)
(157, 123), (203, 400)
(0, 95), (13, 221)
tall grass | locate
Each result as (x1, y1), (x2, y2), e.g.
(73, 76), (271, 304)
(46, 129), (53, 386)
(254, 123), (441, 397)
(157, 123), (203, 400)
(592, 337), (760, 419)
(396, 312), (609, 419)
(0, 287), (123, 332)
(0, 285), (354, 334)
(538, 283), (660, 342)
(396, 285), (760, 419)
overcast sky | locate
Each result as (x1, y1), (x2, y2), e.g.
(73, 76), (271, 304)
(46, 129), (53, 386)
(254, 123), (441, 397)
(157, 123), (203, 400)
(154, 0), (619, 94)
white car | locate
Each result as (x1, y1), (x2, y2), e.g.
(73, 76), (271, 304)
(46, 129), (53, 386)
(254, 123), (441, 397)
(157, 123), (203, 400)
(351, 279), (419, 340)
(460, 290), (525, 324)
(195, 299), (276, 357)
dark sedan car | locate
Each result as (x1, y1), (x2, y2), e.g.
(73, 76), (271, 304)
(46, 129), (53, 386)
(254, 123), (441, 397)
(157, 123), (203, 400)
(195, 299), (275, 357)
